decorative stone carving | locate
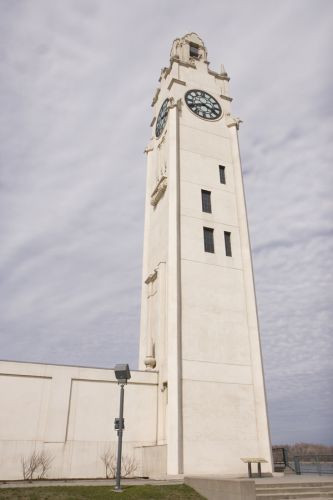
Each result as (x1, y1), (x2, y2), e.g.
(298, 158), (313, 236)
(159, 67), (171, 81)
(144, 355), (156, 370)
(145, 269), (158, 285)
(225, 112), (243, 130)
(157, 134), (166, 149)
(168, 97), (182, 111)
(144, 270), (157, 371)
(151, 87), (160, 107)
(151, 176), (167, 207)
(144, 143), (153, 154)
(220, 64), (228, 76)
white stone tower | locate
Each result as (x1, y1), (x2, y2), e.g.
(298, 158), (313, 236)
(139, 33), (272, 476)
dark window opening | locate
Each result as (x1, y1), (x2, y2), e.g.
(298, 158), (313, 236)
(203, 227), (215, 253)
(201, 189), (212, 213)
(224, 231), (232, 257)
(219, 165), (226, 184)
(190, 44), (199, 58)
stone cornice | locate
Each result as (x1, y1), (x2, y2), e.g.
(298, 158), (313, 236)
(220, 94), (233, 102)
(144, 144), (154, 154)
(151, 176), (168, 207)
(171, 58), (196, 69)
(225, 113), (242, 130)
(159, 59), (195, 82)
(167, 78), (186, 90)
(208, 69), (230, 81)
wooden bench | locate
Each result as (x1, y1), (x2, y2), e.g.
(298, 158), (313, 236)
(241, 457), (268, 478)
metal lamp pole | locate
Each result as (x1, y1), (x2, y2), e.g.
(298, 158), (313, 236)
(113, 364), (131, 493)
(115, 383), (125, 491)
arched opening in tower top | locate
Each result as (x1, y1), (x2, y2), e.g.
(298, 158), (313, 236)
(189, 42), (199, 59)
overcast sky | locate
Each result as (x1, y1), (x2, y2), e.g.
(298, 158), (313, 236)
(0, 0), (332, 446)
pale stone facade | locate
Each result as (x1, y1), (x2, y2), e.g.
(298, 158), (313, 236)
(0, 33), (272, 480)
(139, 33), (273, 476)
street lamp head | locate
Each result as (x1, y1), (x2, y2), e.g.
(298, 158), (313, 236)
(114, 364), (131, 384)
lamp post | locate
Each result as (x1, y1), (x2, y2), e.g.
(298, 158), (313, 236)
(114, 364), (131, 492)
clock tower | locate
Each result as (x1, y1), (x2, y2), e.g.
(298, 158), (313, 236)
(139, 33), (272, 476)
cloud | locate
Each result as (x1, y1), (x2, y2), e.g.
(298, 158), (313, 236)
(0, 0), (332, 444)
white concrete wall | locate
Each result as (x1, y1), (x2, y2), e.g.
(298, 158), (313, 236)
(0, 360), (158, 480)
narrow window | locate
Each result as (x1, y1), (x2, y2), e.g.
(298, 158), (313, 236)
(203, 227), (214, 253)
(189, 43), (199, 59)
(201, 189), (212, 213)
(219, 165), (226, 184)
(224, 231), (232, 257)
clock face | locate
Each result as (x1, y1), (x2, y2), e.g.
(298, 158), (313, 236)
(155, 98), (169, 138)
(185, 90), (222, 120)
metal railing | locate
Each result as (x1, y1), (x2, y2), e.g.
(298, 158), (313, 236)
(293, 455), (333, 475)
(272, 448), (333, 475)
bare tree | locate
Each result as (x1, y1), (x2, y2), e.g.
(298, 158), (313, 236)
(122, 455), (137, 477)
(100, 449), (116, 479)
(37, 451), (54, 479)
(21, 451), (39, 481)
(21, 450), (54, 481)
(100, 448), (137, 478)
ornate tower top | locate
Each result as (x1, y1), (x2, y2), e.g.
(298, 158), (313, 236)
(155, 33), (229, 104)
(170, 32), (208, 65)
